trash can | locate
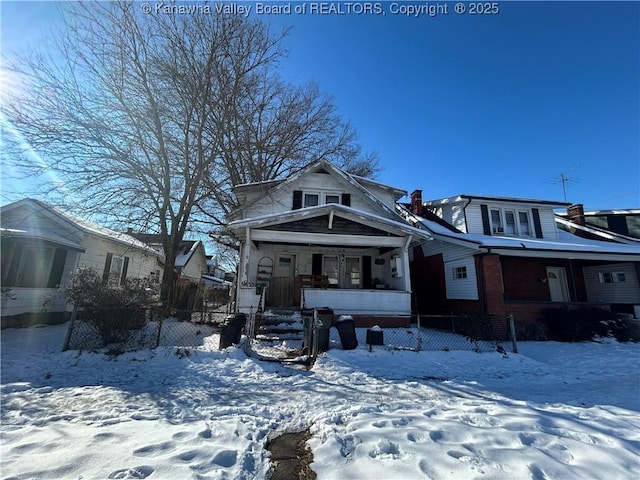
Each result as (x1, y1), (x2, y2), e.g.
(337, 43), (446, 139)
(336, 316), (358, 350)
(315, 308), (333, 352)
(366, 326), (384, 346)
(302, 308), (332, 353)
(219, 313), (247, 349)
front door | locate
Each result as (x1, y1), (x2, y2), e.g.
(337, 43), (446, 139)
(269, 254), (296, 306)
(546, 266), (569, 302)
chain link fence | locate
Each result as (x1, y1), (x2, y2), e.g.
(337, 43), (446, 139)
(63, 306), (228, 353)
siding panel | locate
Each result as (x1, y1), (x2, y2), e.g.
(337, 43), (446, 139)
(583, 263), (640, 304)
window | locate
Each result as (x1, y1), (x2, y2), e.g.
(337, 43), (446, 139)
(325, 194), (340, 204)
(504, 210), (517, 235)
(453, 266), (467, 279)
(489, 207), (534, 237)
(1, 242), (66, 288)
(490, 209), (504, 234)
(322, 256), (339, 286)
(599, 272), (626, 284)
(109, 256), (124, 284)
(304, 193), (319, 207)
(518, 211), (531, 236)
(344, 257), (361, 288)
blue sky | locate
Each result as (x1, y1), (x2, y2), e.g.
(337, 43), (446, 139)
(2, 1), (639, 210)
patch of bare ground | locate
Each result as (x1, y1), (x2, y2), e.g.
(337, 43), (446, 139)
(267, 428), (316, 480)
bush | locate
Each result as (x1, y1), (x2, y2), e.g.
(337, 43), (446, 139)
(515, 320), (548, 341)
(540, 307), (638, 342)
(456, 314), (495, 342)
(67, 266), (158, 346)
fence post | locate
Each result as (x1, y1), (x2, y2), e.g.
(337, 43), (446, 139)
(508, 313), (518, 353)
(62, 305), (78, 352)
(155, 315), (163, 348)
(416, 315), (422, 352)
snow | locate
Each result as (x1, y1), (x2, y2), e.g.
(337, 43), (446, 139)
(2, 323), (639, 479)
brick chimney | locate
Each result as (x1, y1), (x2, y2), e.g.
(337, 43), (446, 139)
(567, 204), (585, 225)
(410, 190), (423, 216)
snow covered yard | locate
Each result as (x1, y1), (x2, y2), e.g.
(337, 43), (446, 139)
(1, 323), (639, 480)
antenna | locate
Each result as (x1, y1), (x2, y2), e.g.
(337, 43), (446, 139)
(552, 164), (581, 202)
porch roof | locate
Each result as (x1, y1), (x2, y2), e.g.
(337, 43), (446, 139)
(0, 227), (86, 252)
(228, 204), (432, 247)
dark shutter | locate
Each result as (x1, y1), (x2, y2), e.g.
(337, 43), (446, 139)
(120, 256), (130, 285)
(341, 193), (351, 207)
(362, 255), (372, 289)
(312, 254), (322, 276)
(102, 253), (113, 284)
(47, 248), (68, 288)
(292, 190), (302, 210)
(532, 208), (543, 238)
(480, 204), (491, 235)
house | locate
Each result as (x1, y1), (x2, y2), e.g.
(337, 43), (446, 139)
(202, 255), (232, 290)
(226, 159), (432, 326)
(399, 191), (640, 323)
(126, 233), (208, 283)
(556, 204), (640, 245)
(1, 199), (164, 328)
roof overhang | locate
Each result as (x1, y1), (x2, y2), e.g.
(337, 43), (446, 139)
(0, 227), (86, 252)
(485, 247), (640, 262)
(228, 204), (432, 247)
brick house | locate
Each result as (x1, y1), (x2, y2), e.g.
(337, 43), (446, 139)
(399, 191), (640, 323)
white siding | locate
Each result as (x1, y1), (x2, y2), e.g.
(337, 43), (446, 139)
(241, 171), (395, 220)
(78, 235), (159, 281)
(583, 263), (640, 304)
(464, 202), (560, 239)
(464, 204), (485, 234)
(444, 258), (478, 300)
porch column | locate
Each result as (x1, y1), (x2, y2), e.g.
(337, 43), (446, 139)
(240, 227), (252, 284)
(403, 235), (412, 292)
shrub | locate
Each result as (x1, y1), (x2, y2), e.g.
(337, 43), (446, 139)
(539, 307), (638, 342)
(515, 320), (548, 341)
(67, 266), (158, 346)
(456, 314), (494, 342)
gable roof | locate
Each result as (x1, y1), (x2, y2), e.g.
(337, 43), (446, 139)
(229, 203), (432, 244)
(228, 159), (406, 222)
(1, 199), (162, 256)
(397, 204), (640, 262)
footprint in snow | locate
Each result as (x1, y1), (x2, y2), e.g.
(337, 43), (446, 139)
(108, 465), (154, 479)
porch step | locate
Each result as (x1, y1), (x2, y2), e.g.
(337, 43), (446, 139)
(257, 310), (304, 340)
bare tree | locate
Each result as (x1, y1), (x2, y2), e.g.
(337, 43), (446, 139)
(2, 2), (379, 308)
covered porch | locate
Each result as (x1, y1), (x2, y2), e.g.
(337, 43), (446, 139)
(228, 204), (432, 317)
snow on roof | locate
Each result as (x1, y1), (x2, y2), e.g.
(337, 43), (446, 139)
(175, 240), (202, 268)
(555, 216), (640, 245)
(425, 194), (570, 208)
(2, 199), (160, 256)
(399, 206), (640, 259)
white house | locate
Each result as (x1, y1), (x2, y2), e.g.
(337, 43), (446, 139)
(226, 159), (432, 325)
(1, 199), (163, 328)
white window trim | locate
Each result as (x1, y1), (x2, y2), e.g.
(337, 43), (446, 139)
(453, 266), (467, 280)
(303, 190), (343, 207)
(489, 206), (533, 238)
(599, 271), (627, 284)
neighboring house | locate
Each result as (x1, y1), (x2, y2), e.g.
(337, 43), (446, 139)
(226, 159), (432, 325)
(556, 204), (640, 245)
(127, 233), (208, 283)
(1, 199), (164, 328)
(203, 255), (231, 290)
(399, 191), (640, 323)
